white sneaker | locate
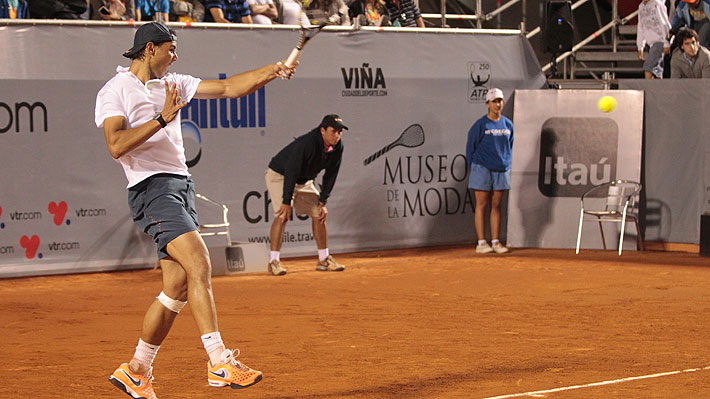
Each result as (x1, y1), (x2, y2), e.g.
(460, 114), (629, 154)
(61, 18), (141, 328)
(476, 242), (493, 254)
(492, 241), (509, 254)
(268, 260), (287, 276)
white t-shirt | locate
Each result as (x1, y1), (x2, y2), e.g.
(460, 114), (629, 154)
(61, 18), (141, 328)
(247, 0), (274, 24)
(281, 0), (310, 26)
(95, 66), (201, 188)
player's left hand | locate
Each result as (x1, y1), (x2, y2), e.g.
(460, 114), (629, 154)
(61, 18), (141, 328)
(275, 60), (298, 80)
(316, 203), (327, 224)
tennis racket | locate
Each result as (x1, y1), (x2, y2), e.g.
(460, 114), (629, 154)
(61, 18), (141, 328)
(285, 21), (328, 67)
(363, 124), (425, 166)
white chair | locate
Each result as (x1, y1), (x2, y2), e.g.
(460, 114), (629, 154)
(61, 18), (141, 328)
(195, 193), (231, 246)
(575, 180), (643, 256)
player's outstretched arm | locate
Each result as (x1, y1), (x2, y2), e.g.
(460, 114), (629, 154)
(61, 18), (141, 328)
(194, 61), (296, 100)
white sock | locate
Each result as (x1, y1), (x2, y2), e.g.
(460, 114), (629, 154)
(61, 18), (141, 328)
(201, 332), (226, 366)
(270, 251), (280, 262)
(318, 248), (329, 262)
(478, 240), (487, 246)
(492, 239), (500, 245)
(133, 339), (160, 371)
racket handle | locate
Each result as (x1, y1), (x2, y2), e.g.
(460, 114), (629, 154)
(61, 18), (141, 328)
(285, 47), (301, 68)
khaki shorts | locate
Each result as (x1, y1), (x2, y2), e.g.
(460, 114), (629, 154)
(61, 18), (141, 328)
(265, 168), (321, 217)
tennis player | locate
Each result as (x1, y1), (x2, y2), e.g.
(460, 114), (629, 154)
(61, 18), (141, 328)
(466, 88), (513, 255)
(265, 114), (347, 276)
(94, 22), (295, 398)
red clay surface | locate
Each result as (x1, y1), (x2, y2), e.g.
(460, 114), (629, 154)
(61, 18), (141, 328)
(2, 246), (710, 398)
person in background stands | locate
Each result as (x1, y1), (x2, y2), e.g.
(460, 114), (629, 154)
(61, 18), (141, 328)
(383, 0), (423, 27)
(90, 0), (135, 20)
(0, 0), (28, 18)
(637, 0), (671, 78)
(28, 0), (87, 18)
(670, 27), (710, 77)
(247, 0), (277, 24)
(670, 0), (710, 48)
(204, 0), (253, 23)
(135, 0), (169, 21)
(348, 0), (389, 26)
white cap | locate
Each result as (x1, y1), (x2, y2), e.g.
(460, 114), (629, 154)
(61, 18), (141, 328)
(485, 88), (504, 102)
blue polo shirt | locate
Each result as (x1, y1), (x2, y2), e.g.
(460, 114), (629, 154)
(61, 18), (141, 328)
(136, 0), (169, 18)
(204, 0), (251, 22)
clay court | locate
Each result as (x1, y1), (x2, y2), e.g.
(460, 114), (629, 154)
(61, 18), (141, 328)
(2, 246), (710, 398)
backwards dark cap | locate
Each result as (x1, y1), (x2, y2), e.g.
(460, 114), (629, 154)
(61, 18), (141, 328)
(320, 114), (349, 131)
(123, 22), (176, 58)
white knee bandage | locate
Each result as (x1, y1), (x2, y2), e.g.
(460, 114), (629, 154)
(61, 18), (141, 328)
(156, 291), (187, 313)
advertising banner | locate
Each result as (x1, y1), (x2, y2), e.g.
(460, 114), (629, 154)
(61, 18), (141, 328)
(508, 90), (643, 250)
(0, 23), (546, 277)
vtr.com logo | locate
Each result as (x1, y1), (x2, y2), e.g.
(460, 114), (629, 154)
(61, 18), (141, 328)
(538, 117), (618, 197)
(0, 101), (48, 133)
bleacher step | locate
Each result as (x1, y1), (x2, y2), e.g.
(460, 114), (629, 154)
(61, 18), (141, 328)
(575, 51), (641, 62)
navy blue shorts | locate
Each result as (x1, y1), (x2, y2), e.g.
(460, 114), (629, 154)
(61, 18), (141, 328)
(127, 174), (199, 259)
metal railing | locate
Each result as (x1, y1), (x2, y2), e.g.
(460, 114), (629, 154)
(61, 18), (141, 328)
(422, 0), (640, 80)
(542, 9), (639, 74)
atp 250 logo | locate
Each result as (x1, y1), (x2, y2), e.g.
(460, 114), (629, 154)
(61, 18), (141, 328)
(468, 62), (491, 103)
(538, 117), (618, 197)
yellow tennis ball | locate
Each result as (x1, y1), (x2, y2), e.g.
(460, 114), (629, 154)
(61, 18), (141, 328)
(597, 96), (617, 113)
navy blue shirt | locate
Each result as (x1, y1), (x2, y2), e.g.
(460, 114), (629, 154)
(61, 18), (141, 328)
(384, 0), (421, 27)
(268, 127), (344, 205)
(204, 0), (251, 22)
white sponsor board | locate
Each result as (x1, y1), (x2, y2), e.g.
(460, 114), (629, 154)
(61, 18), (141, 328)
(508, 90), (643, 250)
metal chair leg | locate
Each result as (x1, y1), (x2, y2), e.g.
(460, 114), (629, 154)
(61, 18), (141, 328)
(598, 217), (607, 250)
(576, 209), (584, 254)
(619, 210), (628, 256)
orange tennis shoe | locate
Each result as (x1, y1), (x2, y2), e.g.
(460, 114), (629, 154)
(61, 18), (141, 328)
(109, 363), (158, 399)
(207, 349), (263, 389)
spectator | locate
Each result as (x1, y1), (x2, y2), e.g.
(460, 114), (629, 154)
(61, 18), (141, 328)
(135, 0), (169, 21)
(466, 88), (513, 255)
(247, 0), (277, 24)
(169, 0), (205, 22)
(307, 0), (349, 25)
(348, 0), (389, 26)
(1, 0), (28, 18)
(204, 0), (253, 23)
(28, 0), (87, 18)
(383, 0), (423, 27)
(670, 0), (710, 48)
(89, 0), (135, 20)
(278, 0), (309, 25)
(265, 114), (348, 276)
(638, 0), (671, 78)
(670, 27), (710, 77)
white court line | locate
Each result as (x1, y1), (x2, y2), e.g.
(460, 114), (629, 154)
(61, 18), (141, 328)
(481, 366), (710, 399)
